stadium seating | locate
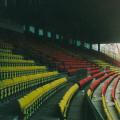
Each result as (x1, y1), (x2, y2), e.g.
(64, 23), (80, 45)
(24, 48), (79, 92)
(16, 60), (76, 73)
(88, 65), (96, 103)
(0, 42), (13, 49)
(101, 74), (119, 120)
(0, 71), (61, 102)
(87, 72), (116, 97)
(0, 53), (24, 60)
(19, 40), (100, 75)
(0, 66), (47, 80)
(79, 70), (112, 88)
(1, 40), (120, 120)
(0, 59), (35, 67)
(111, 76), (120, 114)
(87, 65), (119, 120)
(58, 83), (79, 119)
(0, 48), (12, 53)
(18, 77), (67, 120)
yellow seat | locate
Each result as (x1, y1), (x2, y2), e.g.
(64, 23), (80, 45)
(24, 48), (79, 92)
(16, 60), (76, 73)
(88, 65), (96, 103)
(58, 83), (79, 118)
(17, 77), (67, 119)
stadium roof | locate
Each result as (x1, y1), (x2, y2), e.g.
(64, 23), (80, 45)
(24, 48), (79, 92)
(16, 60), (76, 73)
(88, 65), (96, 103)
(1, 0), (120, 43)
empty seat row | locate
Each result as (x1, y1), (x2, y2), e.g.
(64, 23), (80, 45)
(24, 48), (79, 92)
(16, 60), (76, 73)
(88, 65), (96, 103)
(92, 60), (111, 68)
(26, 40), (101, 75)
(79, 71), (111, 88)
(102, 96), (113, 120)
(111, 76), (120, 100)
(0, 48), (12, 53)
(0, 66), (47, 80)
(89, 69), (100, 75)
(0, 42), (13, 49)
(110, 67), (120, 73)
(86, 67), (100, 71)
(86, 72), (118, 120)
(93, 60), (120, 73)
(79, 76), (93, 88)
(63, 61), (91, 65)
(0, 59), (35, 67)
(18, 77), (67, 120)
(111, 76), (120, 114)
(87, 72), (116, 97)
(0, 71), (59, 102)
(92, 71), (106, 78)
(59, 64), (91, 69)
(0, 53), (24, 60)
(101, 74), (119, 120)
(58, 83), (79, 119)
(94, 60), (119, 72)
(102, 74), (118, 95)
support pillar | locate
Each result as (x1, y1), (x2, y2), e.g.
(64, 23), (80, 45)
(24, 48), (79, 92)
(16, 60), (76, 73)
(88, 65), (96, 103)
(90, 43), (92, 50)
(98, 43), (100, 52)
(81, 41), (84, 49)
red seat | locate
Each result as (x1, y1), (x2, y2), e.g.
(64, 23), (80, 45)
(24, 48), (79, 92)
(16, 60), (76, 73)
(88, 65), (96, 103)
(90, 80), (101, 91)
(111, 76), (120, 100)
(92, 72), (105, 78)
(79, 76), (93, 88)
(102, 74), (118, 95)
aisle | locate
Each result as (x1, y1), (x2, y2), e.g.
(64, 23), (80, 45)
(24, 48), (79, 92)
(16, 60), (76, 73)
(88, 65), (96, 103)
(31, 82), (73, 120)
(0, 100), (19, 120)
(0, 82), (73, 120)
(92, 77), (120, 120)
(105, 79), (119, 120)
(91, 81), (106, 119)
(67, 90), (85, 120)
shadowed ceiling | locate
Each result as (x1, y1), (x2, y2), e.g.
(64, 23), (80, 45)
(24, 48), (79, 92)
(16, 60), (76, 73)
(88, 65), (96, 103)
(0, 0), (120, 43)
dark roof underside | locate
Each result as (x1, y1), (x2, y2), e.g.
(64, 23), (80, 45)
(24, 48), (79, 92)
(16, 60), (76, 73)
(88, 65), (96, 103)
(1, 0), (120, 43)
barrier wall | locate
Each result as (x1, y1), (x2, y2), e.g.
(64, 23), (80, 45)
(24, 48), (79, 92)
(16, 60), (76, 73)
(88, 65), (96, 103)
(83, 93), (105, 120)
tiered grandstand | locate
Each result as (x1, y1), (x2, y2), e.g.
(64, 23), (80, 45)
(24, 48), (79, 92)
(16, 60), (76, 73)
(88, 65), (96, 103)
(0, 38), (120, 120)
(0, 1), (120, 120)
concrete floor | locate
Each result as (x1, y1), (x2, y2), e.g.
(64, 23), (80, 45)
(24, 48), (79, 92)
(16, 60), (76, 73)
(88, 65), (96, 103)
(116, 80), (120, 106)
(67, 90), (85, 120)
(92, 81), (106, 120)
(91, 76), (120, 120)
(0, 100), (19, 120)
(105, 79), (119, 120)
